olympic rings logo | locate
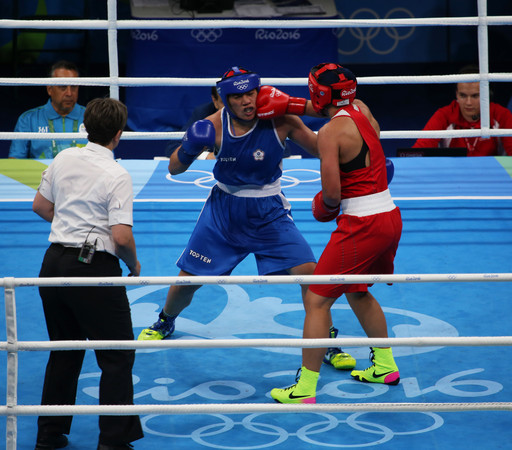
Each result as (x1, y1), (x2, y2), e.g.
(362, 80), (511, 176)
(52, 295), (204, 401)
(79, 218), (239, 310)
(336, 8), (415, 56)
(141, 411), (444, 448)
(166, 168), (321, 190)
(191, 29), (223, 43)
(167, 169), (215, 189)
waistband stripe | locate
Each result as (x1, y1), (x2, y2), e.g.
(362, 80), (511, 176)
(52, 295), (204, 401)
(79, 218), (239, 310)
(341, 189), (396, 217)
(216, 179), (282, 198)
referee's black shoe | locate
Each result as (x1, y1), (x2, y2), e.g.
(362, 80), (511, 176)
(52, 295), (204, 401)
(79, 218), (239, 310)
(34, 433), (68, 450)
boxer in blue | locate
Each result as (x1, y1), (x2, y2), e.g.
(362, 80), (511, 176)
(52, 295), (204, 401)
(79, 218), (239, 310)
(138, 66), (356, 371)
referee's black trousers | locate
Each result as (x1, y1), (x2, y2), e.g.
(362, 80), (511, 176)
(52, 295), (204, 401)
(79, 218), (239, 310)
(37, 243), (143, 445)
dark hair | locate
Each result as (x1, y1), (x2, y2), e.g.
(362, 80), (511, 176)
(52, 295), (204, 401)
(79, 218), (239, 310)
(84, 98), (128, 146)
(458, 64), (479, 75)
(456, 64), (479, 90)
(49, 60), (80, 77)
(211, 86), (219, 99)
(455, 64), (493, 100)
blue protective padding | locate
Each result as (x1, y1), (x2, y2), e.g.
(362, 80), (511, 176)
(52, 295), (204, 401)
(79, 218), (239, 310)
(1, 157), (512, 449)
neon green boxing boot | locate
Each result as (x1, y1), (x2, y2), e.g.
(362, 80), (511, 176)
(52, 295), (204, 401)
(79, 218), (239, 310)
(351, 347), (400, 385)
(271, 367), (319, 404)
(323, 326), (356, 370)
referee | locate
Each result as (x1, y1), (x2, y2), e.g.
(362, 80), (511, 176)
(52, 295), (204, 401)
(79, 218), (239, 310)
(32, 98), (143, 450)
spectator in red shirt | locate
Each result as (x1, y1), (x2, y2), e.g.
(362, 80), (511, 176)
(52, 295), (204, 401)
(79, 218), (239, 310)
(413, 65), (512, 156)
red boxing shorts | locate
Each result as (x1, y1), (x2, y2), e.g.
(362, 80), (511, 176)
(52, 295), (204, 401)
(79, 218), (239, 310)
(310, 207), (402, 299)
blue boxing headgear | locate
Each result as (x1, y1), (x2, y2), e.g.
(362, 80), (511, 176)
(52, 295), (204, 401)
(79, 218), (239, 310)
(216, 66), (261, 121)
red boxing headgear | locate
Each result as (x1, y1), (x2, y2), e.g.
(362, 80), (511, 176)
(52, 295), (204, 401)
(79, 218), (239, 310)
(308, 63), (357, 113)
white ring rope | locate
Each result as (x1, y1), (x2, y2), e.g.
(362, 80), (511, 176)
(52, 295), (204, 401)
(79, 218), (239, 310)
(3, 273), (512, 287)
(2, 336), (512, 352)
(3, 128), (512, 141)
(1, 16), (512, 30)
(1, 402), (511, 417)
(2, 73), (512, 87)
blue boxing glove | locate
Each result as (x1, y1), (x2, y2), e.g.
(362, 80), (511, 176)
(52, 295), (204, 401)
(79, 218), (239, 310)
(386, 158), (394, 185)
(177, 119), (215, 165)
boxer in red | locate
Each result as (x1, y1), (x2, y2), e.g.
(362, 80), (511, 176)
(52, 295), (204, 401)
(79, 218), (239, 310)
(257, 63), (402, 403)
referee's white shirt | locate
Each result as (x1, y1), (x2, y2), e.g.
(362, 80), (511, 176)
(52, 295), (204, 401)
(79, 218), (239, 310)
(38, 142), (134, 257)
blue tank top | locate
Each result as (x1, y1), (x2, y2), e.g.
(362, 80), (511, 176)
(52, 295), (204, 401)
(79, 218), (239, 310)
(213, 108), (286, 186)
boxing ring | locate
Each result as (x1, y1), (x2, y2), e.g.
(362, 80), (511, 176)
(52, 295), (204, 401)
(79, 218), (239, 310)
(1, 1), (512, 449)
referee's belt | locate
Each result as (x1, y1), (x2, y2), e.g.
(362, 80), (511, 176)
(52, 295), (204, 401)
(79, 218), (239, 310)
(50, 243), (117, 261)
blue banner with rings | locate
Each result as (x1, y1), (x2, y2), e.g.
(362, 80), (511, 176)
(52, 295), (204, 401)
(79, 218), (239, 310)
(334, 2), (447, 64)
(333, 0), (512, 64)
(124, 27), (338, 132)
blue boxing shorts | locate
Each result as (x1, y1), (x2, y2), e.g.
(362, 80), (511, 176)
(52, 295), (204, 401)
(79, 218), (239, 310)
(176, 184), (315, 276)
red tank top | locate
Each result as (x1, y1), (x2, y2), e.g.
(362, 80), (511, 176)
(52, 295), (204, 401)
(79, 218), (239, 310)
(332, 104), (388, 199)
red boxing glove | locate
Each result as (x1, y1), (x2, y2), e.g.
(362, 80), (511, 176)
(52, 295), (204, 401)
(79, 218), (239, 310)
(312, 191), (340, 222)
(256, 85), (307, 119)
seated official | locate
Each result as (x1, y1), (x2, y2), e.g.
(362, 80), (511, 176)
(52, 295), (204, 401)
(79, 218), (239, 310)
(9, 60), (87, 159)
(413, 65), (512, 156)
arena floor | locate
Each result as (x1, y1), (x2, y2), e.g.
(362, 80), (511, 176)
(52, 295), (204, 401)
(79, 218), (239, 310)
(1, 156), (511, 449)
